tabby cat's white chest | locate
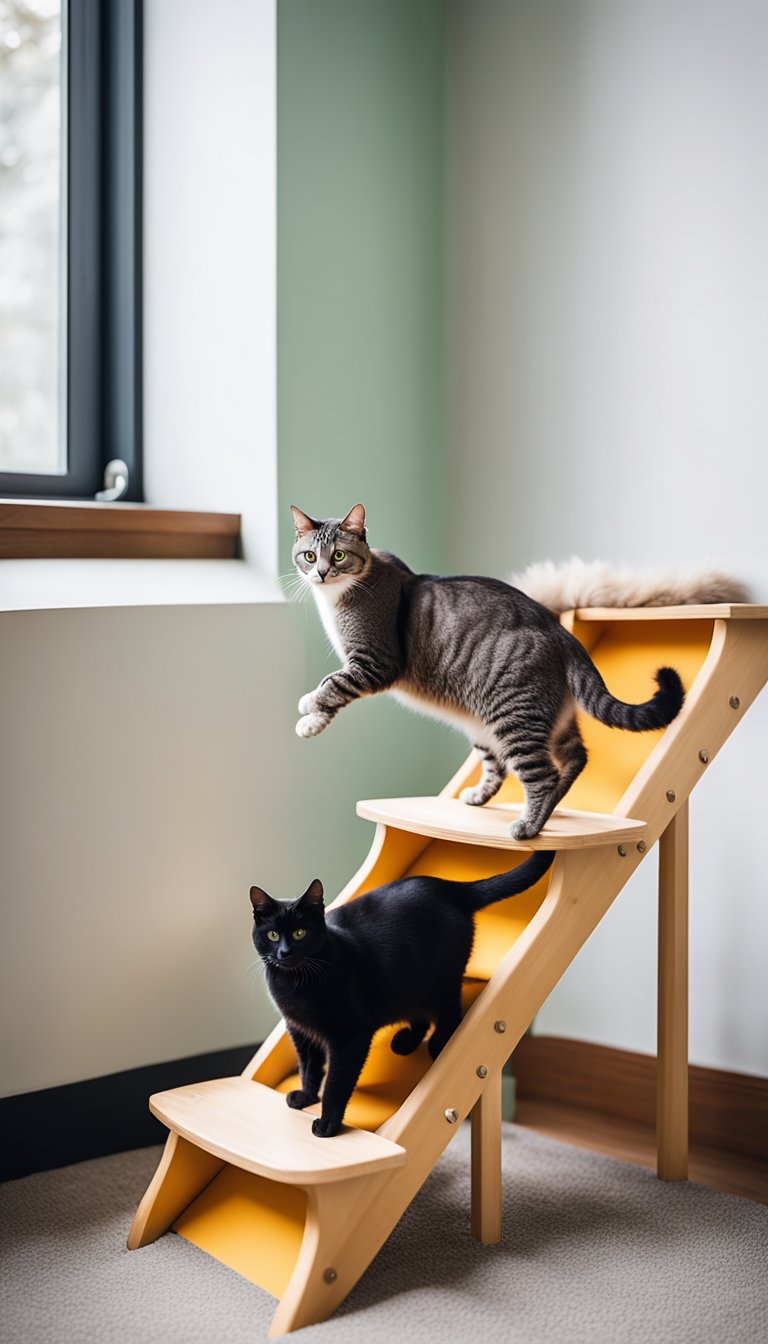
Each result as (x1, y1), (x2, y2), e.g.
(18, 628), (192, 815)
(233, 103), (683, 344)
(311, 582), (352, 658)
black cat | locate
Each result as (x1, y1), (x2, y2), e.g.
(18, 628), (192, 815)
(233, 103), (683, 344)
(250, 849), (555, 1137)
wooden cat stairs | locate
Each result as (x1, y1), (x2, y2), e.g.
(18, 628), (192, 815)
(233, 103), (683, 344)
(128, 604), (768, 1337)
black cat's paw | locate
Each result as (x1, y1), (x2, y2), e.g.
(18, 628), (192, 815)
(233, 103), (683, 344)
(391, 1027), (419, 1056)
(311, 1116), (340, 1138)
(286, 1089), (318, 1110)
(511, 818), (540, 841)
(427, 1036), (444, 1061)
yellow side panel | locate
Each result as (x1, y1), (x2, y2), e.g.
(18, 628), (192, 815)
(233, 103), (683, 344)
(491, 619), (713, 814)
(439, 620), (713, 975)
(174, 1166), (306, 1299)
(406, 840), (550, 982)
(562, 620), (714, 814)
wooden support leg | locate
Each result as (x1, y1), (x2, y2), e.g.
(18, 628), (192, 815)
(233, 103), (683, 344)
(657, 800), (689, 1181)
(470, 1069), (502, 1243)
(268, 1173), (389, 1339)
(127, 1132), (224, 1249)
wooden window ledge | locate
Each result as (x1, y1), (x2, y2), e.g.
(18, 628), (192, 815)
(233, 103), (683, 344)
(0, 500), (241, 560)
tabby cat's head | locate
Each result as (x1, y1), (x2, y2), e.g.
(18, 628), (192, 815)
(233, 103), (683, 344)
(250, 879), (327, 971)
(290, 505), (370, 588)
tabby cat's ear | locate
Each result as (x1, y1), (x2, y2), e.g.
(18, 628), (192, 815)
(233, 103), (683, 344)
(250, 885), (276, 913)
(290, 506), (319, 538)
(299, 878), (324, 907)
(340, 504), (366, 537)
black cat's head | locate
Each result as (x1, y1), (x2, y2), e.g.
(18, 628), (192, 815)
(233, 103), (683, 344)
(250, 878), (327, 971)
(290, 505), (370, 589)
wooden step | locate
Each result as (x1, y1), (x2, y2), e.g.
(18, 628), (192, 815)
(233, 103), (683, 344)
(357, 796), (647, 851)
(149, 1077), (406, 1184)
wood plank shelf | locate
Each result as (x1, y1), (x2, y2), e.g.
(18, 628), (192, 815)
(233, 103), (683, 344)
(149, 1078), (406, 1184)
(356, 796), (647, 850)
(0, 499), (241, 559)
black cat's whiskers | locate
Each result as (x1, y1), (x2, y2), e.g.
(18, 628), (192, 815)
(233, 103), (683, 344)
(265, 956), (330, 989)
(242, 959), (269, 988)
(299, 956), (333, 986)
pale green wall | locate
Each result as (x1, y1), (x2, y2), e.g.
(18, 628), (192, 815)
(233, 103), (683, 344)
(278, 0), (447, 570)
(277, 0), (461, 877)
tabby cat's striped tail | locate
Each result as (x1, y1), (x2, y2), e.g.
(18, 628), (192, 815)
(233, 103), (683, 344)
(566, 644), (685, 731)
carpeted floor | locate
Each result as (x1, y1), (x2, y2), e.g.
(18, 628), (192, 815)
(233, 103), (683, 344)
(1, 1124), (767, 1344)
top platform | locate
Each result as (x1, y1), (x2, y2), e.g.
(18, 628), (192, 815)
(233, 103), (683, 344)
(357, 797), (647, 850)
(569, 604), (768, 621)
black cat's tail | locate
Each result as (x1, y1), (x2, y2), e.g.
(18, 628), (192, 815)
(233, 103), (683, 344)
(565, 639), (685, 731)
(467, 850), (556, 911)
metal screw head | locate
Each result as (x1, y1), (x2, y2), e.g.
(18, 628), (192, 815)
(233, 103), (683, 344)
(637, 840), (647, 853)
(729, 696), (741, 710)
(666, 789), (676, 803)
(323, 1268), (337, 1285)
(494, 1020), (507, 1034)
(699, 749), (710, 764)
(444, 1108), (458, 1124)
(476, 1065), (488, 1079)
(617, 844), (627, 857)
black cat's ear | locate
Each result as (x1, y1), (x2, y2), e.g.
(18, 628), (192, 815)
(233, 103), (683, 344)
(250, 885), (275, 915)
(291, 506), (319, 538)
(299, 878), (324, 907)
(340, 504), (366, 537)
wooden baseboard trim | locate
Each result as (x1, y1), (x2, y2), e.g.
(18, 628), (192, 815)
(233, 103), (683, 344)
(512, 1035), (767, 1162)
(1, 1044), (257, 1182)
(0, 500), (241, 559)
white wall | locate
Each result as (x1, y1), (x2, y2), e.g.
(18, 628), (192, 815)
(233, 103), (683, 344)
(447, 0), (768, 1073)
(0, 600), (455, 1096)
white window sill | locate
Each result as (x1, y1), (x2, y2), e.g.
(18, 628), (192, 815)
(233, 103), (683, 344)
(0, 558), (285, 613)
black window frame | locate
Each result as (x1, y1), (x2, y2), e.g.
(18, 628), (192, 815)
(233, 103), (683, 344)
(0, 0), (143, 502)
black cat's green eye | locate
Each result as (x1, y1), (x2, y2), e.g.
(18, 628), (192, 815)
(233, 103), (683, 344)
(292, 928), (307, 941)
(333, 549), (346, 563)
(267, 930), (280, 942)
(304, 550), (317, 564)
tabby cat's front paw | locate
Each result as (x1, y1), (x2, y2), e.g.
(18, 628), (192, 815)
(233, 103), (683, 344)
(459, 786), (490, 806)
(511, 818), (540, 841)
(285, 1089), (319, 1110)
(296, 712), (330, 739)
(311, 1116), (340, 1138)
(297, 692), (316, 715)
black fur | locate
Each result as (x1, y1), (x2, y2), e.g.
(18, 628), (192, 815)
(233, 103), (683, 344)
(250, 851), (555, 1137)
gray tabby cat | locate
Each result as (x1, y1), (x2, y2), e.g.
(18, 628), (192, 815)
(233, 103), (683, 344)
(291, 505), (685, 839)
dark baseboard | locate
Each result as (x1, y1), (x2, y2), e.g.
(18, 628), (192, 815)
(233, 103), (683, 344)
(512, 1035), (768, 1162)
(1, 1044), (258, 1182)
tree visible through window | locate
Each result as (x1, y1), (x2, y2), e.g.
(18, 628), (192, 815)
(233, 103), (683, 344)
(0, 0), (63, 476)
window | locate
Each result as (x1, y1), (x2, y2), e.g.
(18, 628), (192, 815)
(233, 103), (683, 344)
(0, 0), (142, 501)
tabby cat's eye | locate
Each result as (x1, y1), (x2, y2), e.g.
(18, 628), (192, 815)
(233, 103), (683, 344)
(292, 928), (307, 941)
(304, 550), (317, 563)
(333, 549), (346, 563)
(267, 930), (280, 942)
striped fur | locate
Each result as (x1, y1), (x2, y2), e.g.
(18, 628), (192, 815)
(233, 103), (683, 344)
(291, 507), (685, 839)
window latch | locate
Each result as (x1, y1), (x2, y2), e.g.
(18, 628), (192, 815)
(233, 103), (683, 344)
(95, 459), (130, 502)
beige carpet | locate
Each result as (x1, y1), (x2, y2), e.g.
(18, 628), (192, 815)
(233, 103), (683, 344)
(1, 1124), (766, 1343)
